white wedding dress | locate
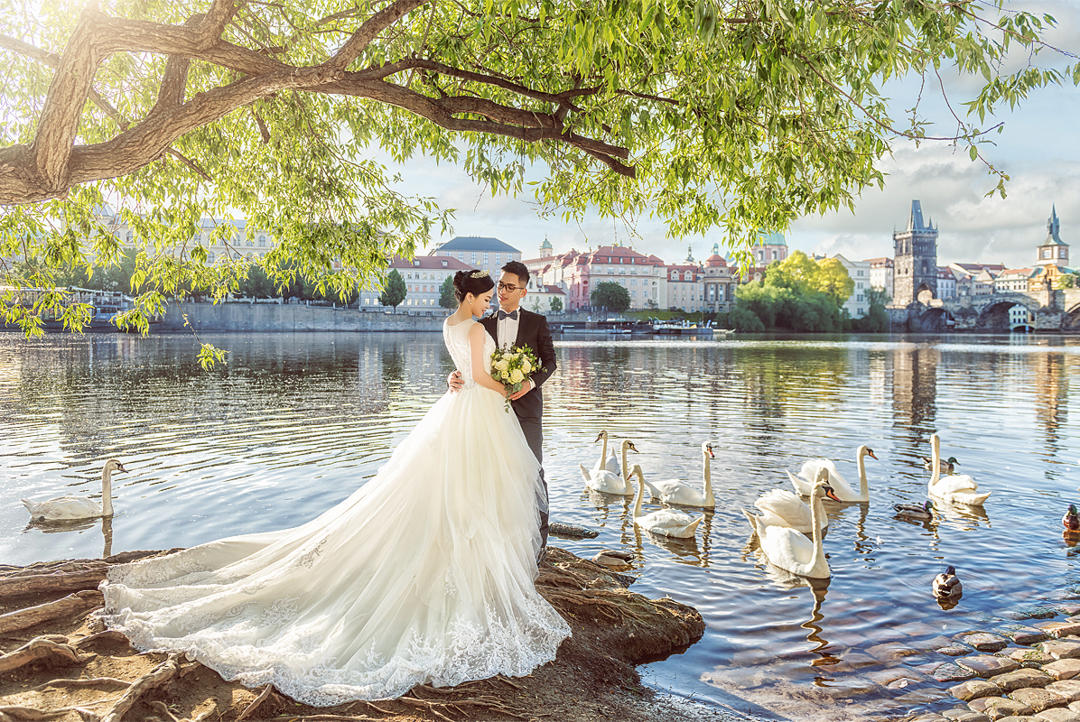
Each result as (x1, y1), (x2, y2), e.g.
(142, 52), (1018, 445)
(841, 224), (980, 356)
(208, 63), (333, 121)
(100, 317), (571, 705)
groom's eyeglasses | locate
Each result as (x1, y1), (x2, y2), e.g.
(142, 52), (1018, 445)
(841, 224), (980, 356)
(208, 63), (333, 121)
(498, 283), (524, 292)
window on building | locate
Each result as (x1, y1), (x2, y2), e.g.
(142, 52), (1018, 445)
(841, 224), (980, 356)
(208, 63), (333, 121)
(1043, 249), (1052, 259)
(258, 235), (266, 247)
(1061, 248), (1068, 258)
(771, 250), (777, 260)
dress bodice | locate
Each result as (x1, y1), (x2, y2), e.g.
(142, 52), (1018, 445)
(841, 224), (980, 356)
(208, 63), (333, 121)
(442, 318), (494, 387)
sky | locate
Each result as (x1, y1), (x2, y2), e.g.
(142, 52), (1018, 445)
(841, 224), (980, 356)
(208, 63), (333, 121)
(388, 0), (1080, 270)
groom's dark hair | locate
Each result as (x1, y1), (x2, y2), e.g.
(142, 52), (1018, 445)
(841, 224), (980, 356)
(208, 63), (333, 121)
(501, 260), (530, 285)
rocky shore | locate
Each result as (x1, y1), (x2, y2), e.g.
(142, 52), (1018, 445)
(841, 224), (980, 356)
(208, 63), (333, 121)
(0, 547), (741, 722)
(900, 601), (1080, 722)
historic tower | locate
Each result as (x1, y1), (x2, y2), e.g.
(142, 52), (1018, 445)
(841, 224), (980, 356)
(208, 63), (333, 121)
(892, 200), (939, 305)
(1036, 205), (1069, 268)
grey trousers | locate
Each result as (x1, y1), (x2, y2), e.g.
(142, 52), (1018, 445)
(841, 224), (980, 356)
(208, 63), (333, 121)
(515, 414), (548, 550)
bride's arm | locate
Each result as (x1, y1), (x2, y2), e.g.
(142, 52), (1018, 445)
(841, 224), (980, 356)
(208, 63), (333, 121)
(468, 323), (508, 395)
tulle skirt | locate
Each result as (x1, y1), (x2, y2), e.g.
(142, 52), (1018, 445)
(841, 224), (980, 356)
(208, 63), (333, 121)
(99, 385), (570, 706)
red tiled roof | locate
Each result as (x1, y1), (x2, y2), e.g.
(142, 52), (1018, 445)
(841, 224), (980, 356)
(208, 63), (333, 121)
(390, 255), (470, 270)
(705, 254), (728, 267)
(866, 257), (894, 266)
(542, 284), (566, 295)
(953, 262), (1006, 272)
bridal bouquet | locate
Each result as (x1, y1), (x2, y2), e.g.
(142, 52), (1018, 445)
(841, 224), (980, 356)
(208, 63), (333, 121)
(490, 346), (543, 411)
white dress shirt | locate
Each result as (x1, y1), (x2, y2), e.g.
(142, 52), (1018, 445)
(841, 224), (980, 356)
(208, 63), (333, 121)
(496, 308), (520, 350)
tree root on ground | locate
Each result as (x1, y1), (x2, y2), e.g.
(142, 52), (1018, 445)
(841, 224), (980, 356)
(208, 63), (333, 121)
(0, 591), (103, 636)
(99, 654), (179, 722)
(235, 683), (274, 721)
(0, 636), (88, 674)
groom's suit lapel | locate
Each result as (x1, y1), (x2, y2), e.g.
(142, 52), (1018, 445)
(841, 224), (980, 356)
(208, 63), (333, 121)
(481, 313), (498, 346)
(513, 310), (528, 349)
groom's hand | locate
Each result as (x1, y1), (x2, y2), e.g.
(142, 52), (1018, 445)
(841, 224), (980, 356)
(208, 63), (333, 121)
(448, 371), (464, 392)
(508, 379), (532, 401)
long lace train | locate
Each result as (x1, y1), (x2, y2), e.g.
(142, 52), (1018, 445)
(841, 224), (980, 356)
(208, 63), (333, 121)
(100, 319), (570, 705)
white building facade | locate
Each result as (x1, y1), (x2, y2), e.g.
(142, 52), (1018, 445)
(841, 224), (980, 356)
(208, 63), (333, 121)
(833, 254), (870, 318)
(866, 257), (894, 300)
(358, 255), (470, 309)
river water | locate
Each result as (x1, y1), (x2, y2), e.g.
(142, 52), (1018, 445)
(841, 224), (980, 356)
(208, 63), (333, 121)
(2, 331), (1079, 720)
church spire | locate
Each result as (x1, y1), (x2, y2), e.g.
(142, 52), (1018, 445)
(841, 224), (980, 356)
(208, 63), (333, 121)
(1047, 205), (1063, 244)
(907, 200), (926, 232)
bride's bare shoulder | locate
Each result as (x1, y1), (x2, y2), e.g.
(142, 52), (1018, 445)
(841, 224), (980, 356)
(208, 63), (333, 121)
(467, 320), (486, 340)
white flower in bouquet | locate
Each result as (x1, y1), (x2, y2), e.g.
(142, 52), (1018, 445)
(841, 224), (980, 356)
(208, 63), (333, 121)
(510, 368), (524, 384)
(521, 359), (532, 373)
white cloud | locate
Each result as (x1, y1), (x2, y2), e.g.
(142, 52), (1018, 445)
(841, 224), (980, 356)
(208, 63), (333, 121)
(792, 140), (1080, 268)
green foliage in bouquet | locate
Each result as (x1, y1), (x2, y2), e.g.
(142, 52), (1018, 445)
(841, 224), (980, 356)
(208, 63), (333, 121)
(490, 346), (543, 412)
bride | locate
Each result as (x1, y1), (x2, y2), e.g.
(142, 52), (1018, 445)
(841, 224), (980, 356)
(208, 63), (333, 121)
(100, 269), (571, 706)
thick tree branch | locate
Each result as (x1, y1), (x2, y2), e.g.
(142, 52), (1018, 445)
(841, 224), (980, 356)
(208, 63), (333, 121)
(326, 0), (430, 70)
(30, 7), (104, 193)
(0, 1), (634, 205)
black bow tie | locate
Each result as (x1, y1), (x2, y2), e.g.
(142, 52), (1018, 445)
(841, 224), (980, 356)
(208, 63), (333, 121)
(497, 310), (518, 321)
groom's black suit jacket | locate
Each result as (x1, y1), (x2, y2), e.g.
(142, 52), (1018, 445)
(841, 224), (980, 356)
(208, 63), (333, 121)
(480, 308), (556, 420)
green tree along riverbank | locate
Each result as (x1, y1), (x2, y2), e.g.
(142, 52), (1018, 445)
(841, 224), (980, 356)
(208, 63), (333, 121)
(628, 252), (890, 333)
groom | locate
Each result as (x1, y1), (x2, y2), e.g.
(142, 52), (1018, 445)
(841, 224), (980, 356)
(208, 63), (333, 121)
(449, 261), (557, 552)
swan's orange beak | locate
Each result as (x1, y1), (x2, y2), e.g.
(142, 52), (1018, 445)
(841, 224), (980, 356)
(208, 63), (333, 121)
(823, 486), (842, 502)
(116, 463), (128, 473)
(594, 432), (604, 443)
(866, 449), (879, 460)
(706, 445), (715, 458)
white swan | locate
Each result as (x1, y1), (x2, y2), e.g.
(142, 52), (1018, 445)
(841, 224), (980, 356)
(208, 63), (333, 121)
(642, 442), (716, 508)
(630, 465), (702, 539)
(590, 430), (621, 477)
(788, 445), (878, 501)
(752, 475), (831, 579)
(580, 440), (638, 495)
(744, 470), (839, 536)
(928, 434), (990, 506)
(23, 459), (127, 522)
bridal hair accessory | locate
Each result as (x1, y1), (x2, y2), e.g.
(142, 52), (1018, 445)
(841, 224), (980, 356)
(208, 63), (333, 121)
(470, 270), (489, 279)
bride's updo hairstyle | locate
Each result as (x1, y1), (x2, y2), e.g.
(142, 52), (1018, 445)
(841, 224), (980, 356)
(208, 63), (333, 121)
(453, 269), (495, 302)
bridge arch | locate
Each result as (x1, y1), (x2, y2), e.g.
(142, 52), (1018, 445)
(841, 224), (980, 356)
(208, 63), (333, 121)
(1063, 300), (1080, 332)
(915, 283), (935, 306)
(915, 306), (955, 332)
(975, 298), (1037, 332)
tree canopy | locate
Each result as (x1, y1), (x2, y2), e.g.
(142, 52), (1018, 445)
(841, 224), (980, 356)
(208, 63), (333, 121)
(734, 251), (854, 331)
(1, 0), (1075, 341)
(591, 281), (631, 312)
(379, 268), (407, 308)
(438, 275), (456, 309)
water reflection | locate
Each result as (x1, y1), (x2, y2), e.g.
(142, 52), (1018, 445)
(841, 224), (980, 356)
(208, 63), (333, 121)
(4, 332), (1080, 721)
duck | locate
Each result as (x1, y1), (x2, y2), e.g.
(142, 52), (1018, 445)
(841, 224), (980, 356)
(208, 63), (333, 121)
(641, 442), (716, 508)
(753, 476), (831, 579)
(922, 455), (959, 474)
(1065, 504), (1080, 533)
(787, 445), (878, 501)
(927, 434), (990, 506)
(933, 565), (962, 599)
(743, 469), (840, 536)
(22, 459), (127, 522)
(580, 440), (638, 495)
(629, 465), (702, 539)
(590, 430), (621, 477)
(894, 500), (934, 522)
